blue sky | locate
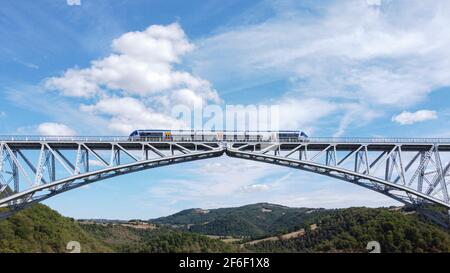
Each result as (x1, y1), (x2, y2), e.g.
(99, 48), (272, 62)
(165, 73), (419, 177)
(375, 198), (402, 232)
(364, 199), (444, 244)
(1, 0), (450, 219)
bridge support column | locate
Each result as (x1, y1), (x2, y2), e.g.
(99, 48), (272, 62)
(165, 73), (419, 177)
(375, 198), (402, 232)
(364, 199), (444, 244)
(448, 210), (450, 228)
(83, 149), (89, 173)
(50, 153), (55, 181)
(12, 150), (19, 193)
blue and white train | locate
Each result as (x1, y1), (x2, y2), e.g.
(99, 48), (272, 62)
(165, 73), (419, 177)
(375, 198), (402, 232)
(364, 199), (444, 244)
(129, 129), (308, 142)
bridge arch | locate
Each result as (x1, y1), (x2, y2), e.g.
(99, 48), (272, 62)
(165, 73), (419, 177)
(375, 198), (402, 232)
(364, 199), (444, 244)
(1, 136), (450, 218)
(226, 149), (450, 209)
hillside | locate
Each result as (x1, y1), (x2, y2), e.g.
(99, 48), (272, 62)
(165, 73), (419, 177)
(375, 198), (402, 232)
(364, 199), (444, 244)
(150, 203), (322, 238)
(0, 204), (239, 253)
(245, 207), (450, 253)
(80, 223), (239, 253)
(150, 203), (450, 252)
(0, 204), (111, 253)
(0, 203), (449, 253)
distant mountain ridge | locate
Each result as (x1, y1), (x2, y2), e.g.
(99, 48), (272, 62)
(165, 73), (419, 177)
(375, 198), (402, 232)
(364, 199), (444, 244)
(150, 203), (450, 252)
(149, 202), (325, 238)
(1, 202), (449, 253)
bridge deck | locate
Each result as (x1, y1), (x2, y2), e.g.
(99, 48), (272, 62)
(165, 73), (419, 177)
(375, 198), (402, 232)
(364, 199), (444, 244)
(1, 136), (450, 151)
(1, 135), (450, 215)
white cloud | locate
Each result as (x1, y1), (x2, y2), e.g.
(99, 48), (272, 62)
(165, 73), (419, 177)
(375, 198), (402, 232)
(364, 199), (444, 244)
(44, 23), (220, 133)
(277, 98), (337, 130)
(190, 0), (450, 135)
(333, 103), (380, 137)
(135, 157), (401, 214)
(0, 111), (6, 118)
(37, 122), (76, 136)
(241, 184), (270, 193)
(392, 110), (438, 125)
(13, 58), (39, 69)
(112, 24), (194, 64)
(66, 0), (81, 6)
(269, 187), (400, 209)
(275, 98), (380, 136)
(146, 157), (285, 202)
(45, 23), (219, 103)
(80, 96), (187, 134)
(45, 69), (99, 98)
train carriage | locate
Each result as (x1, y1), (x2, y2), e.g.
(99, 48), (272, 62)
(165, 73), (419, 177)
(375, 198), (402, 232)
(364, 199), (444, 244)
(129, 130), (308, 142)
(129, 130), (164, 141)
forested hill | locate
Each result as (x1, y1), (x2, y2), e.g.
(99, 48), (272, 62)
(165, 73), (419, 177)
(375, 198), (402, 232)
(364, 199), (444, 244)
(1, 203), (449, 253)
(150, 203), (450, 252)
(149, 203), (323, 238)
(0, 204), (238, 253)
(245, 207), (450, 252)
(0, 204), (112, 253)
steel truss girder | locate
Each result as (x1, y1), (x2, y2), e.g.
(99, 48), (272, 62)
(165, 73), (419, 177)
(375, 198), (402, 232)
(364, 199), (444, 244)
(226, 143), (450, 209)
(1, 140), (450, 219)
(0, 141), (223, 218)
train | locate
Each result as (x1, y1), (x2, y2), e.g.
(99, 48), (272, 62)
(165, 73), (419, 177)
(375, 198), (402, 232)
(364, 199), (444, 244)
(129, 129), (308, 142)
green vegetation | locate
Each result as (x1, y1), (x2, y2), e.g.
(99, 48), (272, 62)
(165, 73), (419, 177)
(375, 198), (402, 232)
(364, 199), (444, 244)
(80, 223), (239, 253)
(150, 203), (319, 238)
(119, 231), (239, 253)
(0, 203), (449, 253)
(0, 204), (111, 253)
(0, 204), (238, 253)
(151, 203), (450, 252)
(246, 207), (450, 253)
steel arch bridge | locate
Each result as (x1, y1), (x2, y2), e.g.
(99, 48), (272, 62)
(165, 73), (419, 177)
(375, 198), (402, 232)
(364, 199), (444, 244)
(1, 135), (450, 219)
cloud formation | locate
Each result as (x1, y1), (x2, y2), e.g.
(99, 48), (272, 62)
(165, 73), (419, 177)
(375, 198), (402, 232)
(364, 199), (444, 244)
(66, 0), (81, 6)
(45, 23), (220, 133)
(136, 157), (401, 214)
(191, 0), (450, 135)
(146, 158), (286, 202)
(80, 97), (186, 133)
(45, 23), (218, 102)
(241, 184), (270, 193)
(392, 110), (438, 125)
(37, 122), (76, 136)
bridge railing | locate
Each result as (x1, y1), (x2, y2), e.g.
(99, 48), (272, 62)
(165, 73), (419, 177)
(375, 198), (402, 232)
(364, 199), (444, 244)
(1, 135), (450, 144)
(0, 135), (130, 142)
(307, 137), (450, 144)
